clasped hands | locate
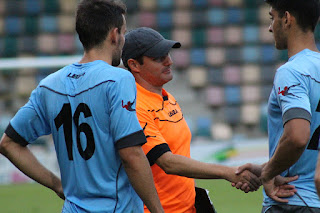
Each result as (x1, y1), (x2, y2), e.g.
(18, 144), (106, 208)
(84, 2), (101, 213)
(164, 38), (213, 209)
(230, 163), (298, 203)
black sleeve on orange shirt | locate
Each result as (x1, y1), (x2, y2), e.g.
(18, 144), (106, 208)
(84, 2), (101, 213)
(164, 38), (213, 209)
(116, 130), (147, 150)
(5, 123), (29, 146)
(146, 143), (171, 166)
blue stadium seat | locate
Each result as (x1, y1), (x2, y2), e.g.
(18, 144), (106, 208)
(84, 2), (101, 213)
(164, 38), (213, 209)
(242, 45), (260, 63)
(4, 37), (18, 57)
(224, 106), (241, 125)
(39, 16), (58, 33)
(192, 28), (206, 47)
(243, 25), (259, 43)
(192, 0), (208, 8)
(261, 45), (278, 63)
(227, 8), (243, 24)
(208, 68), (224, 85)
(158, 0), (174, 10)
(24, 17), (39, 35)
(43, 0), (59, 14)
(157, 11), (173, 29)
(208, 8), (226, 25)
(5, 17), (22, 35)
(190, 48), (206, 65)
(24, 0), (42, 15)
(195, 116), (212, 138)
(225, 86), (241, 105)
(244, 8), (258, 24)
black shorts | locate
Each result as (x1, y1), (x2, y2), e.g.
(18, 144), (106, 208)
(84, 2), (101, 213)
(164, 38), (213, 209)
(262, 205), (320, 213)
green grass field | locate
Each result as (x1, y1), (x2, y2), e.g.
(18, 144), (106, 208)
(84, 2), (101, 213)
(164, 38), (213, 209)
(0, 180), (263, 213)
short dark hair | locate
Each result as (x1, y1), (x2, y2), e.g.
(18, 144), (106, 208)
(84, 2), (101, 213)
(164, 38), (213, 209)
(265, 0), (320, 32)
(76, 0), (126, 51)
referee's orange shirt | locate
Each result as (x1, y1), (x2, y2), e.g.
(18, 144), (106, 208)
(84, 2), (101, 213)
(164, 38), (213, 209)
(135, 83), (196, 213)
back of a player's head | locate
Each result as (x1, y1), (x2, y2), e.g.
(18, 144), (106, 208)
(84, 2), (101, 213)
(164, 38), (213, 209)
(76, 0), (127, 51)
(265, 0), (320, 32)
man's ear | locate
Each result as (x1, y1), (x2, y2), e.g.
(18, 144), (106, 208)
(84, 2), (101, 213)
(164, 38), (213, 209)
(283, 11), (292, 27)
(110, 28), (119, 44)
(127, 59), (140, 73)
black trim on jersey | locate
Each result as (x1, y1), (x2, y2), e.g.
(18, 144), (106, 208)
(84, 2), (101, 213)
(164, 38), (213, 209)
(283, 107), (311, 125)
(163, 96), (168, 101)
(39, 80), (115, 97)
(148, 99), (177, 112)
(146, 143), (171, 166)
(154, 115), (184, 123)
(5, 123), (29, 146)
(116, 130), (146, 150)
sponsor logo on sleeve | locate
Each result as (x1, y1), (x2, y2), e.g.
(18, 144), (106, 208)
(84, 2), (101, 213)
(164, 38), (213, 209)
(122, 99), (136, 111)
(277, 83), (301, 98)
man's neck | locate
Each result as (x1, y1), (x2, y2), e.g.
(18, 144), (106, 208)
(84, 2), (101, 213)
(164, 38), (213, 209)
(287, 30), (319, 58)
(79, 47), (113, 64)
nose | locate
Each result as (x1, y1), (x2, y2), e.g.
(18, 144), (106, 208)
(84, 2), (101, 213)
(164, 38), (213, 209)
(164, 55), (173, 66)
(269, 25), (273, 33)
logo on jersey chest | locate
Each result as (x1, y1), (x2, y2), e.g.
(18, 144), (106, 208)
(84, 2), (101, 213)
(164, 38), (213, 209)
(168, 109), (179, 117)
(67, 72), (85, 79)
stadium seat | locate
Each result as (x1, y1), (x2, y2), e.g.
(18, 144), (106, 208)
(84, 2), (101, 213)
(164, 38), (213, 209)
(123, 0), (138, 13)
(58, 15), (74, 33)
(226, 0), (243, 7)
(225, 86), (241, 105)
(172, 28), (191, 47)
(157, 11), (173, 29)
(37, 34), (57, 54)
(190, 48), (206, 65)
(139, 0), (157, 11)
(208, 8), (226, 25)
(241, 85), (261, 103)
(173, 10), (191, 28)
(206, 86), (224, 106)
(241, 104), (260, 125)
(224, 106), (241, 125)
(244, 0), (260, 8)
(175, 0), (192, 8)
(43, 0), (60, 14)
(0, 1), (6, 15)
(6, 0), (23, 15)
(206, 47), (225, 66)
(243, 25), (259, 43)
(241, 64), (260, 84)
(5, 17), (22, 35)
(157, 0), (173, 10)
(260, 85), (272, 101)
(192, 28), (206, 47)
(159, 29), (171, 39)
(208, 0), (224, 6)
(24, 0), (42, 15)
(225, 47), (241, 63)
(258, 5), (270, 25)
(223, 65), (241, 85)
(207, 68), (224, 85)
(195, 116), (212, 138)
(18, 36), (36, 54)
(139, 12), (156, 28)
(24, 16), (39, 35)
(225, 26), (242, 45)
(59, 0), (77, 13)
(171, 49), (190, 69)
(227, 8), (243, 24)
(3, 37), (18, 57)
(39, 16), (58, 33)
(260, 65), (276, 83)
(192, 0), (208, 8)
(244, 8), (258, 24)
(242, 45), (260, 63)
(261, 45), (278, 63)
(207, 27), (224, 45)
(58, 34), (75, 53)
(192, 11), (207, 27)
(187, 66), (207, 88)
(259, 25), (274, 43)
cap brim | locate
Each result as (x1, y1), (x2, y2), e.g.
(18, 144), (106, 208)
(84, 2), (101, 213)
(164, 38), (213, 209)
(143, 39), (181, 58)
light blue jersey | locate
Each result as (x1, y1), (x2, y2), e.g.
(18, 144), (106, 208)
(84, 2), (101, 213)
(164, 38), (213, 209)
(265, 49), (320, 208)
(6, 60), (146, 212)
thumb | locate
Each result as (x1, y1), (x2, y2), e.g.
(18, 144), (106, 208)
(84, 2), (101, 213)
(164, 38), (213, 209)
(282, 175), (299, 184)
(236, 163), (251, 175)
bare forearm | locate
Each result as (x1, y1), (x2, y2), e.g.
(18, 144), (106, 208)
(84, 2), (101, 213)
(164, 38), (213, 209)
(0, 135), (62, 193)
(120, 146), (163, 213)
(158, 153), (236, 181)
(262, 137), (305, 182)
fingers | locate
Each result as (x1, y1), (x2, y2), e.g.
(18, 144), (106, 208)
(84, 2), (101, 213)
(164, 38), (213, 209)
(268, 194), (289, 203)
(276, 185), (297, 198)
(275, 175), (299, 186)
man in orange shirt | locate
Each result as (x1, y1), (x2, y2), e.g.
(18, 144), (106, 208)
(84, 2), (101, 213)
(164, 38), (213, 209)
(121, 27), (296, 212)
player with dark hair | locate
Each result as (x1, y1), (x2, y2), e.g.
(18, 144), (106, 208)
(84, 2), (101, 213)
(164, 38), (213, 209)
(0, 0), (163, 212)
(121, 27), (297, 213)
(235, 0), (320, 212)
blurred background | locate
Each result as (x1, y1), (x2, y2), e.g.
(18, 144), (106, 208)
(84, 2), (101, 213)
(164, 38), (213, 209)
(0, 0), (319, 212)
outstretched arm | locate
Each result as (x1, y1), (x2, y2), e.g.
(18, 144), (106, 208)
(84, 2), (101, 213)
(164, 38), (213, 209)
(119, 145), (164, 213)
(155, 151), (261, 191)
(0, 134), (64, 199)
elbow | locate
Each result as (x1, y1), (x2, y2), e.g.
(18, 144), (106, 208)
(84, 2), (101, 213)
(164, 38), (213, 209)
(285, 131), (310, 151)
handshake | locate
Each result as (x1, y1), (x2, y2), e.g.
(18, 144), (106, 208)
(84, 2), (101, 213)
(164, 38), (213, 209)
(231, 163), (298, 203)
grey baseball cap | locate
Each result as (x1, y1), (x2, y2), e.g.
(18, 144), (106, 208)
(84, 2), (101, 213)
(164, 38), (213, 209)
(122, 27), (181, 68)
